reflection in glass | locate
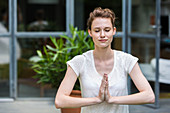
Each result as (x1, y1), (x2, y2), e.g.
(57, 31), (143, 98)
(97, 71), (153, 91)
(130, 38), (155, 93)
(131, 38), (170, 95)
(18, 0), (66, 32)
(17, 38), (57, 97)
(0, 0), (10, 97)
(131, 38), (155, 63)
(0, 0), (9, 32)
(0, 37), (10, 97)
(75, 0), (122, 31)
(131, 0), (156, 33)
(112, 38), (122, 51)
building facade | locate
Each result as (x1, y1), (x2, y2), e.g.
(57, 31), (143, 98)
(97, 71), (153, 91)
(0, 0), (169, 108)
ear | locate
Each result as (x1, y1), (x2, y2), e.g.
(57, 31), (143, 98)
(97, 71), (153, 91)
(88, 29), (92, 37)
(113, 27), (116, 35)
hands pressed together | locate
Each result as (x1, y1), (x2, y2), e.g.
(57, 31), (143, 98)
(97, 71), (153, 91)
(97, 73), (112, 103)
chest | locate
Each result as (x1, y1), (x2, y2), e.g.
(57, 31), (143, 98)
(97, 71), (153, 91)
(94, 59), (114, 76)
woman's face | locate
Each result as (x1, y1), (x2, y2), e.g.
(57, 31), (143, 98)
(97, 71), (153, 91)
(88, 17), (116, 49)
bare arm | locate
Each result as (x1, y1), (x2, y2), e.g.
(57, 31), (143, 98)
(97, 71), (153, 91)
(55, 66), (105, 108)
(106, 63), (155, 105)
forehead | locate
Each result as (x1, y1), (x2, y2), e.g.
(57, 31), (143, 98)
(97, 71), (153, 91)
(91, 17), (112, 28)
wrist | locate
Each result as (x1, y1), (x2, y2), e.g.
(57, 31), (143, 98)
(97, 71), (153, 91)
(95, 96), (103, 104)
(107, 96), (116, 104)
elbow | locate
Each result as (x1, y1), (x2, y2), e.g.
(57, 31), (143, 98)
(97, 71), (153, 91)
(55, 97), (63, 109)
(55, 100), (61, 109)
(147, 92), (155, 104)
(150, 94), (155, 104)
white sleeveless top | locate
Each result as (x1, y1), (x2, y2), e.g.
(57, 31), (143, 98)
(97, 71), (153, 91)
(67, 50), (138, 113)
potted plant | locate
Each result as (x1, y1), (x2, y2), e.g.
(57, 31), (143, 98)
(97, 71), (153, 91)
(31, 25), (94, 113)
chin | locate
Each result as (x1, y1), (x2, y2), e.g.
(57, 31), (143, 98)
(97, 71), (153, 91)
(98, 45), (110, 49)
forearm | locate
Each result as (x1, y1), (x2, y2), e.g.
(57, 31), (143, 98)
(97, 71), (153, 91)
(55, 95), (101, 108)
(108, 91), (155, 105)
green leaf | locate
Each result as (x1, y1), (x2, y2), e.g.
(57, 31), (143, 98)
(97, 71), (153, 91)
(50, 36), (58, 49)
(59, 35), (71, 42)
(58, 38), (64, 49)
(34, 69), (44, 74)
(37, 50), (43, 58)
(46, 45), (58, 52)
(43, 46), (49, 57)
(31, 64), (41, 69)
(73, 27), (78, 41)
(62, 46), (78, 51)
(57, 50), (65, 54)
(53, 53), (58, 61)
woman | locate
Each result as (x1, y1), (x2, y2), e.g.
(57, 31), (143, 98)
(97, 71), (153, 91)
(55, 7), (155, 113)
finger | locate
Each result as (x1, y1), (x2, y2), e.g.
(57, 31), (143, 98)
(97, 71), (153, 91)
(104, 73), (108, 81)
(101, 75), (107, 85)
(100, 79), (106, 91)
(102, 74), (105, 82)
(105, 79), (109, 91)
(101, 74), (108, 92)
(106, 75), (108, 82)
(104, 73), (108, 77)
(104, 87), (107, 100)
(106, 80), (108, 87)
(103, 75), (106, 81)
(105, 82), (110, 101)
(101, 79), (105, 87)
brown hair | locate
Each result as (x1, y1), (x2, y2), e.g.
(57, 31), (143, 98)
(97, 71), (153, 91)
(87, 7), (116, 30)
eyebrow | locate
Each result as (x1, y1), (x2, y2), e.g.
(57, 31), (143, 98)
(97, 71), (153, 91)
(93, 27), (111, 29)
(104, 27), (111, 29)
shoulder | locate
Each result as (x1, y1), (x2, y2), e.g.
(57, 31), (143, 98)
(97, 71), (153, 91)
(66, 50), (92, 76)
(114, 50), (130, 60)
(115, 50), (139, 73)
(114, 50), (139, 68)
(114, 50), (138, 59)
(82, 50), (93, 58)
(67, 50), (92, 64)
(114, 49), (128, 55)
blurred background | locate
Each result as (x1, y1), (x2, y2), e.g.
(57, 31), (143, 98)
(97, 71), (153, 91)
(0, 0), (170, 109)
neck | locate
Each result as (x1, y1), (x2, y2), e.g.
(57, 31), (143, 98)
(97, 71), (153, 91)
(93, 46), (113, 61)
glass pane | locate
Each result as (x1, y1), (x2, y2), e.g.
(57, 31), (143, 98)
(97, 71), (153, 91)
(75, 0), (122, 31)
(130, 38), (170, 97)
(0, 37), (10, 97)
(130, 38), (155, 94)
(0, 0), (10, 98)
(131, 38), (155, 63)
(112, 37), (122, 51)
(17, 38), (57, 97)
(17, 0), (66, 32)
(0, 0), (9, 32)
(161, 0), (170, 37)
(131, 0), (156, 34)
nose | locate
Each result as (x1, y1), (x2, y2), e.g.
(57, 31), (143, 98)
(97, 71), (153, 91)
(100, 30), (105, 38)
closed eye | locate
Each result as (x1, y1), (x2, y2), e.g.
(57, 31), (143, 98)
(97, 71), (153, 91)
(94, 29), (100, 32)
(105, 28), (111, 32)
(105, 29), (110, 32)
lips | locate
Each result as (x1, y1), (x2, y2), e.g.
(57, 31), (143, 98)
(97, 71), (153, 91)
(99, 39), (108, 42)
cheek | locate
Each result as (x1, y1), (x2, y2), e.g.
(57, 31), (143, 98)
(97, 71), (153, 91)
(106, 33), (114, 39)
(91, 32), (100, 39)
(92, 37), (97, 43)
(109, 37), (113, 41)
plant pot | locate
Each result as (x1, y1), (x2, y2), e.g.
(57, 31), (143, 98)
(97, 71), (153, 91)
(61, 90), (81, 113)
